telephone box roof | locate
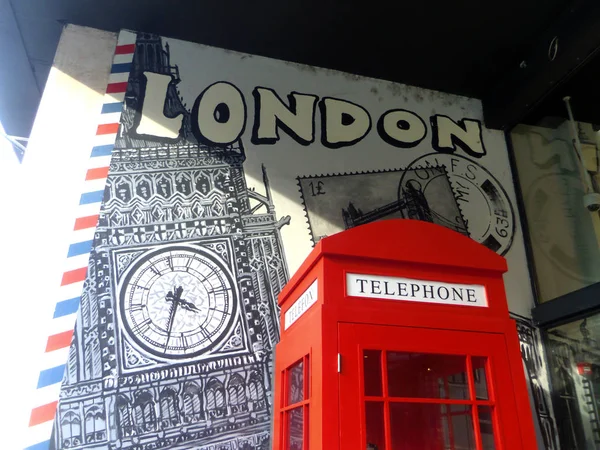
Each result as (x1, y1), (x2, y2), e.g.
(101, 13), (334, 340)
(280, 220), (507, 304)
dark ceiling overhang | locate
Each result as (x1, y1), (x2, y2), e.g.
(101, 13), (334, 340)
(484, 0), (600, 130)
(2, 0), (600, 142)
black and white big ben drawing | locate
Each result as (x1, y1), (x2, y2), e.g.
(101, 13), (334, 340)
(53, 33), (290, 450)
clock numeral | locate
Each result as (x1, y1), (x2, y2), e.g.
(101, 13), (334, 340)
(167, 255), (174, 272)
(184, 257), (193, 272)
(133, 284), (150, 291)
(149, 265), (161, 277)
(181, 333), (189, 349)
(129, 303), (144, 311)
(207, 288), (225, 295)
(134, 318), (152, 335)
(199, 327), (212, 343)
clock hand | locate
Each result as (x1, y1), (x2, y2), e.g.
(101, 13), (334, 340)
(169, 285), (200, 312)
(163, 285), (182, 353)
(178, 298), (201, 313)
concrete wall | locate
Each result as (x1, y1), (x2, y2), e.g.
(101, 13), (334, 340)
(2, 24), (117, 449)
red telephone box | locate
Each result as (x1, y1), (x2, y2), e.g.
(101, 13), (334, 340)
(272, 219), (537, 450)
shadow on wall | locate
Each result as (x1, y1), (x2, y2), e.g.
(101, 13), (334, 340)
(126, 33), (496, 264)
(6, 25), (122, 450)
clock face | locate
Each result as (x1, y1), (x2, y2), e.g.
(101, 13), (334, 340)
(119, 246), (237, 359)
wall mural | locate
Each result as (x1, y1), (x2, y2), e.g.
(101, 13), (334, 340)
(513, 314), (561, 450)
(51, 31), (550, 449)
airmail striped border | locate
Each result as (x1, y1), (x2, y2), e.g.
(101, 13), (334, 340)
(24, 30), (136, 450)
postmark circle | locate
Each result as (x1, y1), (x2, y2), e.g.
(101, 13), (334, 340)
(399, 153), (516, 255)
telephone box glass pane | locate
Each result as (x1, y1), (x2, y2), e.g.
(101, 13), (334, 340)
(287, 360), (304, 406)
(472, 357), (490, 400)
(363, 350), (383, 396)
(365, 401), (386, 450)
(447, 404), (476, 449)
(389, 402), (476, 450)
(387, 351), (469, 399)
(478, 406), (497, 449)
(287, 406), (303, 450)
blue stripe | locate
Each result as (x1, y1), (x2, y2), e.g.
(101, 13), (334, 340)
(111, 62), (132, 73)
(54, 297), (80, 318)
(67, 240), (93, 257)
(79, 191), (104, 205)
(101, 102), (123, 114)
(90, 144), (114, 157)
(37, 365), (66, 389)
(25, 441), (51, 450)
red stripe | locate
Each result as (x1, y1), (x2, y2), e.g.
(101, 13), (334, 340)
(29, 401), (58, 427)
(96, 123), (119, 135)
(106, 82), (128, 94)
(61, 268), (87, 286)
(86, 166), (109, 181)
(46, 330), (73, 353)
(115, 44), (135, 55)
(74, 215), (99, 231)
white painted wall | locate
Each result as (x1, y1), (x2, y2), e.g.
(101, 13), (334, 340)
(0, 24), (117, 448)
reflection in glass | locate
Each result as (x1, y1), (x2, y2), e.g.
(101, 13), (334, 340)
(389, 402), (475, 450)
(477, 406), (496, 449)
(547, 314), (600, 449)
(287, 360), (304, 405)
(387, 352), (468, 399)
(287, 407), (303, 450)
(365, 402), (386, 450)
(472, 357), (489, 400)
(364, 350), (383, 396)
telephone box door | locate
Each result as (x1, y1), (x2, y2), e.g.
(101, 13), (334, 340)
(339, 324), (525, 450)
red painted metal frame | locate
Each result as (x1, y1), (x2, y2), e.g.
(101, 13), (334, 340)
(279, 355), (311, 450)
(339, 324), (519, 449)
(273, 219), (538, 450)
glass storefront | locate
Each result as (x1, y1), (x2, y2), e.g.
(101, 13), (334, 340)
(546, 313), (600, 449)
